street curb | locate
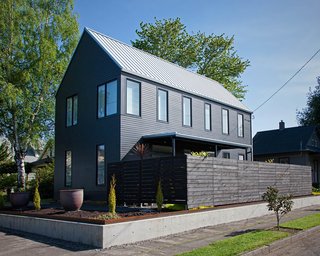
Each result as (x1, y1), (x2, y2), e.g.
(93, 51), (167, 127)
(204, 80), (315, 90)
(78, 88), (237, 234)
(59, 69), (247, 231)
(242, 225), (320, 256)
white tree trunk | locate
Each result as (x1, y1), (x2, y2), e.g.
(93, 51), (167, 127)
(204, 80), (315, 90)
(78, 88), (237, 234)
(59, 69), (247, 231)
(15, 153), (26, 190)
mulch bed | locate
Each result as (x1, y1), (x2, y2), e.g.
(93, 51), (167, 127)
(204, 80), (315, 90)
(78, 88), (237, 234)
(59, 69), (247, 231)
(0, 207), (192, 225)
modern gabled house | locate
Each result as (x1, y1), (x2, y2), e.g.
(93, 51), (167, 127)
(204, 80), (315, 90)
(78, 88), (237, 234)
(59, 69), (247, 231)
(253, 121), (320, 185)
(54, 28), (252, 199)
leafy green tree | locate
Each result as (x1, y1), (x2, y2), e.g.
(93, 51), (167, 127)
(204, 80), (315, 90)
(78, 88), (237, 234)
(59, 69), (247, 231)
(297, 77), (320, 126)
(262, 186), (293, 230)
(0, 0), (79, 190)
(132, 18), (250, 100)
(0, 141), (11, 164)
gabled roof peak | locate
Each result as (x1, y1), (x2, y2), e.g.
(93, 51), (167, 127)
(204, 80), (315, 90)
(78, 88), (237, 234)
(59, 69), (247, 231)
(85, 28), (251, 112)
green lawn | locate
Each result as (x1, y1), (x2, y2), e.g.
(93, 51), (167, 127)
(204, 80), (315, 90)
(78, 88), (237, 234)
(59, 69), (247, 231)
(281, 213), (320, 230)
(177, 230), (288, 256)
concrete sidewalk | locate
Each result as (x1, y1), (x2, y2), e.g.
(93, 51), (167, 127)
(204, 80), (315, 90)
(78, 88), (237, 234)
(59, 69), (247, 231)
(0, 205), (319, 256)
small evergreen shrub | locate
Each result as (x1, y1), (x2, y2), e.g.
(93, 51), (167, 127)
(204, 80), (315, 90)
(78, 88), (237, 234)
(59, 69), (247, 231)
(33, 180), (41, 210)
(156, 180), (164, 212)
(108, 174), (116, 215)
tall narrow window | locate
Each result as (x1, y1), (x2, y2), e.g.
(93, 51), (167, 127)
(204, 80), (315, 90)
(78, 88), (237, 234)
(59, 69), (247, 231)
(97, 85), (106, 118)
(222, 109), (229, 134)
(126, 80), (140, 116)
(66, 95), (78, 127)
(106, 80), (117, 116)
(65, 151), (72, 187)
(73, 95), (78, 125)
(97, 80), (118, 118)
(238, 113), (244, 137)
(158, 89), (168, 122)
(183, 97), (192, 126)
(204, 103), (211, 131)
(97, 145), (105, 185)
(66, 98), (72, 126)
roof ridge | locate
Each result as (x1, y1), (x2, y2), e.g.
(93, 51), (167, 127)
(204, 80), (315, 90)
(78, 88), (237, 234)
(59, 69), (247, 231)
(85, 27), (232, 92)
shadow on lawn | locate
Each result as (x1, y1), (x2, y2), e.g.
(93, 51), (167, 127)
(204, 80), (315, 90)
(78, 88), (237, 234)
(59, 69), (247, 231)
(225, 229), (259, 237)
(0, 227), (96, 252)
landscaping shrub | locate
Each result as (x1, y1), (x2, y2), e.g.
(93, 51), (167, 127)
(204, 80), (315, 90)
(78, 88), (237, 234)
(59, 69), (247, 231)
(156, 180), (163, 212)
(191, 151), (208, 157)
(262, 186), (293, 230)
(0, 162), (32, 175)
(29, 163), (54, 199)
(0, 194), (4, 209)
(0, 173), (17, 192)
(33, 180), (41, 210)
(108, 174), (116, 215)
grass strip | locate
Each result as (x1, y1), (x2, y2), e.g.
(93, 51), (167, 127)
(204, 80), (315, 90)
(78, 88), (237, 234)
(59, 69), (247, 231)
(177, 230), (288, 256)
(281, 213), (320, 230)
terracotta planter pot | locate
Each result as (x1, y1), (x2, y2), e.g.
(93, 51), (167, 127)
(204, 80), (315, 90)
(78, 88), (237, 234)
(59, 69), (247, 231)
(10, 191), (30, 208)
(60, 189), (84, 211)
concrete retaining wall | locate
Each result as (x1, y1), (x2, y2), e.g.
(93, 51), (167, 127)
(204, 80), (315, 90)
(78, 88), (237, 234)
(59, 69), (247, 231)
(1, 196), (319, 248)
(0, 215), (103, 248)
(187, 156), (312, 208)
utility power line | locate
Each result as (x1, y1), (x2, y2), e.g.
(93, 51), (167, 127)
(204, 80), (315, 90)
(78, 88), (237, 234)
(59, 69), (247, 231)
(253, 48), (320, 113)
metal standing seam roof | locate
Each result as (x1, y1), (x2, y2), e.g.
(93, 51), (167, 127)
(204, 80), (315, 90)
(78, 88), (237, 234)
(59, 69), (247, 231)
(85, 28), (251, 112)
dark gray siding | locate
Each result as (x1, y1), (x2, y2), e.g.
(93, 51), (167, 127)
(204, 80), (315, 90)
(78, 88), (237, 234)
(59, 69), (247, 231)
(120, 73), (252, 160)
(55, 31), (121, 199)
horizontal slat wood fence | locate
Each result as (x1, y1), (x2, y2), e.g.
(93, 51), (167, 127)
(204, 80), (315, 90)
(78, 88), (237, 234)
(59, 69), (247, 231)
(108, 156), (312, 209)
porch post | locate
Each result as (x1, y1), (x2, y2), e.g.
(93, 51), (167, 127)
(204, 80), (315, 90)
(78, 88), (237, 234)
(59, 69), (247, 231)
(172, 137), (176, 157)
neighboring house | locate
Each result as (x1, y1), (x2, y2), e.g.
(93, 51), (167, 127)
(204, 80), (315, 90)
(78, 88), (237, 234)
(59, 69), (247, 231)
(30, 139), (54, 170)
(253, 121), (320, 185)
(54, 28), (253, 199)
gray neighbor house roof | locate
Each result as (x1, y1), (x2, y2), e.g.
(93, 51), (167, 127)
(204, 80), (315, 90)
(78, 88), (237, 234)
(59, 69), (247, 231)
(253, 126), (320, 155)
(85, 28), (251, 113)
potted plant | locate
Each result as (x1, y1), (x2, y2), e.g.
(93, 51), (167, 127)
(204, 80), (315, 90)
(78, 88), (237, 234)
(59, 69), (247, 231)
(60, 188), (83, 211)
(9, 189), (30, 208)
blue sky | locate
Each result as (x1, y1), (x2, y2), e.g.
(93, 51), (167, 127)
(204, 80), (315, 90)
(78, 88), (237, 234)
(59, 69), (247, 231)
(74, 0), (320, 135)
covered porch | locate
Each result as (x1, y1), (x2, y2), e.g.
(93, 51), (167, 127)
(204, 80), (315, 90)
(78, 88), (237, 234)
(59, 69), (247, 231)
(142, 132), (252, 160)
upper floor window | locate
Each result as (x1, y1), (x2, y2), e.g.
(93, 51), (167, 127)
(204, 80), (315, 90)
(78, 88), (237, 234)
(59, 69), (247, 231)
(238, 154), (245, 160)
(204, 103), (211, 131)
(65, 150), (72, 187)
(223, 152), (230, 159)
(222, 109), (229, 134)
(97, 80), (117, 118)
(183, 96), (192, 127)
(126, 80), (140, 116)
(158, 89), (168, 122)
(96, 144), (105, 185)
(238, 113), (244, 137)
(66, 95), (78, 127)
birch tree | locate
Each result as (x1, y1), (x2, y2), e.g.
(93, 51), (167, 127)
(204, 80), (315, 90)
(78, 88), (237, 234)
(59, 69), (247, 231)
(0, 0), (78, 190)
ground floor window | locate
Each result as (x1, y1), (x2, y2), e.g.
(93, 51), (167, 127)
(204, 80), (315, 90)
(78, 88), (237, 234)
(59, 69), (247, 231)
(65, 150), (72, 187)
(238, 154), (245, 160)
(222, 152), (230, 159)
(97, 145), (105, 185)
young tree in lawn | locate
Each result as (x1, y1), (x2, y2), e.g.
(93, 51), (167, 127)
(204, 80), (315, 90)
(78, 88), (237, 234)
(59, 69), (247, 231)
(262, 186), (294, 230)
(132, 17), (250, 100)
(297, 77), (320, 126)
(0, 0), (78, 190)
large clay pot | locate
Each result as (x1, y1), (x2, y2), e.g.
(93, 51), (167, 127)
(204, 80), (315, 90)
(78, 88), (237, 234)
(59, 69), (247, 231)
(60, 189), (83, 211)
(10, 191), (30, 208)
